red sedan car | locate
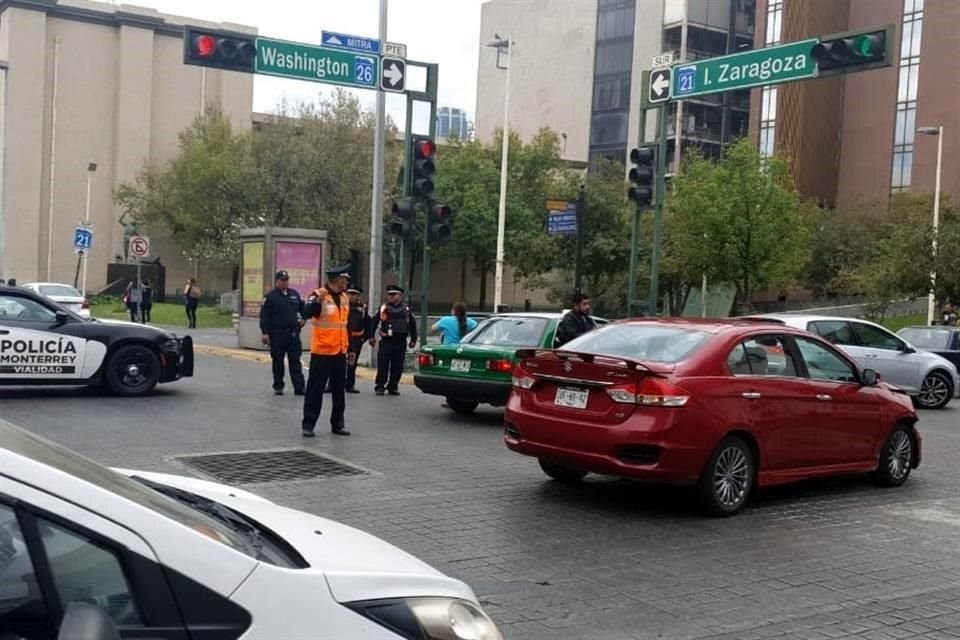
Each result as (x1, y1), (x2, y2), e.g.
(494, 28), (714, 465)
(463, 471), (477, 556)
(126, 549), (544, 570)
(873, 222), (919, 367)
(505, 319), (920, 516)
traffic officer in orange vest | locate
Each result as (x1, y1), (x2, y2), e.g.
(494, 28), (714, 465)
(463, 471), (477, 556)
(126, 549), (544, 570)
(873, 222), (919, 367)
(301, 265), (352, 437)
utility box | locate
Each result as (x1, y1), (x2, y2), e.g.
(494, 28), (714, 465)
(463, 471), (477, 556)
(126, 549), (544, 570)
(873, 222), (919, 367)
(238, 228), (328, 350)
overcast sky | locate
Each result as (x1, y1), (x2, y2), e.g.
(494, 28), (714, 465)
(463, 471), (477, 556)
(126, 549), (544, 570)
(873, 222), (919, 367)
(143, 0), (485, 129)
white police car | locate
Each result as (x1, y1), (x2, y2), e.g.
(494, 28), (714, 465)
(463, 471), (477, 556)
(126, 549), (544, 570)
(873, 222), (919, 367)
(0, 284), (192, 396)
(0, 420), (503, 640)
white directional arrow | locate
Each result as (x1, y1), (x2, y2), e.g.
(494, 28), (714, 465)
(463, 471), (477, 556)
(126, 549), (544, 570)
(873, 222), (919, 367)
(384, 61), (403, 87)
(652, 73), (670, 97)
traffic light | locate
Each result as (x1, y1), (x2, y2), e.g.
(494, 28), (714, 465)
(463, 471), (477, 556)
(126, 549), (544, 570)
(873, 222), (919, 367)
(410, 137), (436, 198)
(389, 199), (416, 237)
(427, 201), (452, 244)
(627, 146), (656, 207)
(183, 27), (257, 73)
(811, 28), (890, 75)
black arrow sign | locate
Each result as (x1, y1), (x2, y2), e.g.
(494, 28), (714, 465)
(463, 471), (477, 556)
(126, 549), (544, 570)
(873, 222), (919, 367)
(649, 68), (671, 103)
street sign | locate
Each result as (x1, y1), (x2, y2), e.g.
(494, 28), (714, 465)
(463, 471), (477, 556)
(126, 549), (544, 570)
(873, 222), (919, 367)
(321, 30), (380, 55)
(651, 52), (674, 68)
(648, 68), (671, 104)
(546, 201), (577, 236)
(383, 41), (407, 59)
(129, 235), (150, 259)
(380, 57), (405, 92)
(255, 36), (378, 90)
(73, 226), (93, 255)
(671, 38), (817, 100)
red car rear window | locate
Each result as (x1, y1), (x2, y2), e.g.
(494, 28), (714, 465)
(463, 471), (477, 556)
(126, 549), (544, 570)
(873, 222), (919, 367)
(562, 324), (711, 363)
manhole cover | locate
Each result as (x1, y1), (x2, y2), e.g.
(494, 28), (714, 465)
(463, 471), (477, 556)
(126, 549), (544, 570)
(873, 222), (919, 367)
(176, 449), (368, 485)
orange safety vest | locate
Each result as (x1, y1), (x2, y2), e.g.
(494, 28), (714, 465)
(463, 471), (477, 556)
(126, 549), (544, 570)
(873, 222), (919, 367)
(309, 288), (349, 356)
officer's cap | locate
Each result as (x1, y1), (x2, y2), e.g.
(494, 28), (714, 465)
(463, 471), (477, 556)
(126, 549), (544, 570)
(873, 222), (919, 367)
(275, 270), (289, 280)
(347, 285), (363, 294)
(326, 264), (351, 280)
(386, 284), (404, 294)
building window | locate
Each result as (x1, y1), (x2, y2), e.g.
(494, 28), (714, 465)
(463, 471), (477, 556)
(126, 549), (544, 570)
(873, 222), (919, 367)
(757, 0), (783, 158)
(890, 0), (924, 192)
(588, 0), (635, 168)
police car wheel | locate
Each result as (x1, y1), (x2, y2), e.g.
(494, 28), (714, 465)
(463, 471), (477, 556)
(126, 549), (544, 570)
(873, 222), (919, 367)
(104, 344), (160, 396)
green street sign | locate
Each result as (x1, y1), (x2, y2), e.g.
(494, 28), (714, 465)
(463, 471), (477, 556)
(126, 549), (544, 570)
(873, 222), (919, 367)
(254, 36), (378, 89)
(672, 38), (817, 100)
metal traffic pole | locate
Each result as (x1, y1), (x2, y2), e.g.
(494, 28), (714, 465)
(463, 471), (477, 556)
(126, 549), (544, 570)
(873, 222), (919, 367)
(368, 0), (388, 367)
(647, 105), (668, 315)
(574, 184), (585, 293)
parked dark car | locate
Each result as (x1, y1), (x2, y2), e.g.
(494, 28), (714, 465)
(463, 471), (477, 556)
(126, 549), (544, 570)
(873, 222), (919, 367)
(897, 325), (960, 369)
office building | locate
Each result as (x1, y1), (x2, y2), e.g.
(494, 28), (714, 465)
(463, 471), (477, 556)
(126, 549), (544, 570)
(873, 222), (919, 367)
(749, 0), (958, 206)
(0, 0), (254, 293)
(437, 106), (472, 141)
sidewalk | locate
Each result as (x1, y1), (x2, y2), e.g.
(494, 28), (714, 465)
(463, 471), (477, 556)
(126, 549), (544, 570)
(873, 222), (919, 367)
(159, 325), (413, 385)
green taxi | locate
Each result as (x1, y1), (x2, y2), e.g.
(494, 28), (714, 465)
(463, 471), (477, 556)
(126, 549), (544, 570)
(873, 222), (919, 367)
(414, 312), (607, 414)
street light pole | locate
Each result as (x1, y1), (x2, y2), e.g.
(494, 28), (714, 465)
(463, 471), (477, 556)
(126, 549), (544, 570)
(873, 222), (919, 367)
(80, 162), (97, 298)
(0, 61), (8, 281)
(918, 125), (943, 325)
(490, 34), (511, 312)
(368, 0), (388, 367)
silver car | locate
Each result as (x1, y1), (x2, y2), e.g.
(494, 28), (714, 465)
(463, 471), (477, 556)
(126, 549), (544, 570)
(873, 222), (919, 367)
(754, 314), (960, 410)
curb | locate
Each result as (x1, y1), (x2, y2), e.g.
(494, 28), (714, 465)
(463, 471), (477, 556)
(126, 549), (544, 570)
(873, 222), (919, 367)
(192, 344), (415, 385)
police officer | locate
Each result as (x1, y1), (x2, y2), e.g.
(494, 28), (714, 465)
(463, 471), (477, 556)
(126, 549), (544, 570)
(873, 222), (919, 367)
(260, 270), (306, 396)
(301, 266), (351, 437)
(345, 285), (372, 393)
(371, 284), (417, 396)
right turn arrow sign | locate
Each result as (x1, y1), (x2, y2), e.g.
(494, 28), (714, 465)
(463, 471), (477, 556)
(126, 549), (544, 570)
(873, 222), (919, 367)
(380, 57), (405, 92)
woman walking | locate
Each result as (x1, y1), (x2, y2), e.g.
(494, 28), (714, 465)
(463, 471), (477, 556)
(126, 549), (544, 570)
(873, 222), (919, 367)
(140, 280), (153, 323)
(184, 278), (201, 328)
(122, 281), (140, 322)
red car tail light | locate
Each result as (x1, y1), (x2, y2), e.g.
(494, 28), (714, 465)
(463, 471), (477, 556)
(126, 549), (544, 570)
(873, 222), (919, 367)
(605, 377), (689, 407)
(418, 353), (435, 367)
(512, 361), (535, 389)
(487, 358), (514, 373)
(81, 298), (90, 310)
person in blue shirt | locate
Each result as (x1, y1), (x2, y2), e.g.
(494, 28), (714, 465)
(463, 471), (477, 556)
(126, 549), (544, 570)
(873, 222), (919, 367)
(431, 301), (478, 345)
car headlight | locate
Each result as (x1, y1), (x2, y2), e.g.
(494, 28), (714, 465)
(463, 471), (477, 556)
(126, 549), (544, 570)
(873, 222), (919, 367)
(161, 338), (181, 353)
(346, 597), (502, 640)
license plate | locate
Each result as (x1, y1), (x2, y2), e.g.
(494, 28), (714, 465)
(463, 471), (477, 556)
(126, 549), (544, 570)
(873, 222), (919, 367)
(555, 387), (589, 409)
(450, 359), (471, 373)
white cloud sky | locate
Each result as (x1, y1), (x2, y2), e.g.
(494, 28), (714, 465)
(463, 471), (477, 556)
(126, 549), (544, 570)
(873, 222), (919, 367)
(143, 0), (485, 131)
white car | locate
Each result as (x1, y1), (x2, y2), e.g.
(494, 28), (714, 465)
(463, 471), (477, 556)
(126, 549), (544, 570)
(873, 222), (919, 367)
(21, 282), (90, 317)
(0, 420), (502, 640)
(754, 314), (960, 410)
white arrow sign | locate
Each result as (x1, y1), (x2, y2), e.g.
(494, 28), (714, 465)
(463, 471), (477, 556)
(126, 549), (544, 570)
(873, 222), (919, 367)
(380, 56), (405, 92)
(648, 68), (672, 104)
(384, 62), (403, 86)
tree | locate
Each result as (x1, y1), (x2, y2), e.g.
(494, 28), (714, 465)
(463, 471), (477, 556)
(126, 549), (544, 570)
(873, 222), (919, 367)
(667, 139), (812, 313)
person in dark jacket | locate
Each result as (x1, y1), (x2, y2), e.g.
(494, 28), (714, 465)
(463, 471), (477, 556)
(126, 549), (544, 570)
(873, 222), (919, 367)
(184, 278), (201, 328)
(260, 270), (306, 396)
(140, 280), (153, 323)
(370, 284), (417, 396)
(555, 292), (598, 347)
(345, 285), (372, 394)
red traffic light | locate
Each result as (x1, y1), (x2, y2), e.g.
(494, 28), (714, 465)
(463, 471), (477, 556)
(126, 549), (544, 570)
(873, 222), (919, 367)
(430, 203), (452, 220)
(415, 139), (436, 159)
(194, 34), (217, 57)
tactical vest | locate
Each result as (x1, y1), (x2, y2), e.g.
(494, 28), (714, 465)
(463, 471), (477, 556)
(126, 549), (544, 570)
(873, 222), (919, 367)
(348, 304), (367, 337)
(309, 288), (349, 355)
(380, 303), (409, 337)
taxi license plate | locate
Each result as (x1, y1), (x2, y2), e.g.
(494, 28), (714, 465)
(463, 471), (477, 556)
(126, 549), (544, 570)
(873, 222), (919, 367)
(450, 359), (471, 373)
(555, 387), (589, 409)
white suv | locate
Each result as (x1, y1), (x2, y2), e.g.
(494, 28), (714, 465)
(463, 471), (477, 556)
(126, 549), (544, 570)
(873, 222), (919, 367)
(754, 314), (959, 410)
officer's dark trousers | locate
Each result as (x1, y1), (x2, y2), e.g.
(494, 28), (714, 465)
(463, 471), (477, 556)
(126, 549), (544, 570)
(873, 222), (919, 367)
(375, 336), (407, 392)
(345, 337), (365, 390)
(302, 354), (347, 432)
(269, 330), (305, 392)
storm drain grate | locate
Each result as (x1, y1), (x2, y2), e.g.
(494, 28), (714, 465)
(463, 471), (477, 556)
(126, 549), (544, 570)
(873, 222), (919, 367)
(176, 449), (368, 485)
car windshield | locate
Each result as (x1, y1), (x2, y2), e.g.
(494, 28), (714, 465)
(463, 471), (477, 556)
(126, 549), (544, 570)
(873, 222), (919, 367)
(465, 316), (550, 347)
(561, 324), (712, 363)
(898, 327), (953, 350)
(38, 285), (82, 298)
(0, 420), (278, 564)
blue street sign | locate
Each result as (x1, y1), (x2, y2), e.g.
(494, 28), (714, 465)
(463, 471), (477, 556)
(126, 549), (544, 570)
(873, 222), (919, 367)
(321, 31), (381, 55)
(675, 67), (697, 97)
(73, 226), (93, 251)
(547, 202), (578, 236)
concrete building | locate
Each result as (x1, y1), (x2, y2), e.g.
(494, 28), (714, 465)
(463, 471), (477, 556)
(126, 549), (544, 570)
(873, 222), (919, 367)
(749, 0), (958, 206)
(437, 106), (471, 141)
(475, 0), (755, 168)
(0, 0), (254, 295)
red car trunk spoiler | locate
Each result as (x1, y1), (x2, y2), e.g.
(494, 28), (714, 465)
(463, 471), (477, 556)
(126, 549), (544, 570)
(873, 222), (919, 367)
(514, 349), (670, 374)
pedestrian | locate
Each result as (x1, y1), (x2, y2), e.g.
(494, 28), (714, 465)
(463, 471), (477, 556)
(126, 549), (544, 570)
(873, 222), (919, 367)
(370, 284), (417, 396)
(555, 291), (598, 347)
(431, 301), (477, 345)
(301, 266), (352, 437)
(140, 280), (153, 323)
(345, 285), (372, 394)
(942, 303), (958, 327)
(184, 278), (201, 328)
(122, 281), (141, 322)
(260, 270), (306, 397)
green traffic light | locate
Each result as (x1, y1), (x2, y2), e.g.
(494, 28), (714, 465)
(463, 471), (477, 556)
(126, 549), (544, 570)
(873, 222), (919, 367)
(854, 34), (882, 58)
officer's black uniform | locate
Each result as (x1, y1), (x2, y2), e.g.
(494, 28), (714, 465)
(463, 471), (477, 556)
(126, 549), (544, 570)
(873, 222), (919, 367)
(345, 286), (372, 393)
(371, 285), (417, 395)
(259, 271), (305, 395)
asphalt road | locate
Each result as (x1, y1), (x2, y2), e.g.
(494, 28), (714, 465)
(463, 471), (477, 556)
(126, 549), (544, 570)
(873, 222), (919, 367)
(3, 354), (960, 639)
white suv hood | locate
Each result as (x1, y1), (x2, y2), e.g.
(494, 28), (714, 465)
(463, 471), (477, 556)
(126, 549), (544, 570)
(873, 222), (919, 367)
(115, 468), (476, 603)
